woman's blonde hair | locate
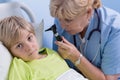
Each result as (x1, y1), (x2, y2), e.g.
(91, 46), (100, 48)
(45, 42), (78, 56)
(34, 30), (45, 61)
(0, 16), (35, 50)
(50, 0), (102, 20)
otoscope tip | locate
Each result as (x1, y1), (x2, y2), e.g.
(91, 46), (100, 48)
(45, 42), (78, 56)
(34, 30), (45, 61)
(45, 28), (51, 32)
(45, 24), (56, 32)
(45, 26), (52, 32)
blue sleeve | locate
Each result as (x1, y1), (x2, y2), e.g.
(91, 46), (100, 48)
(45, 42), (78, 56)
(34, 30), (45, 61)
(101, 30), (120, 75)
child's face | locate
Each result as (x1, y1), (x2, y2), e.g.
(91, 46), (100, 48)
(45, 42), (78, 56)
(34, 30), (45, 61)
(10, 30), (40, 61)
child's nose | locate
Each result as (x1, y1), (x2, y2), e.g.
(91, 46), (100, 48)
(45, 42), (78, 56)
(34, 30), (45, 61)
(25, 43), (33, 52)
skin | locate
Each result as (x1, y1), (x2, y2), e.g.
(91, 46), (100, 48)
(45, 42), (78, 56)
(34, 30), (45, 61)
(55, 8), (120, 80)
(59, 12), (89, 35)
(10, 30), (46, 61)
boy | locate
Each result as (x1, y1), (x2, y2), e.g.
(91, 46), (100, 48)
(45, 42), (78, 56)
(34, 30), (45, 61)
(0, 16), (87, 80)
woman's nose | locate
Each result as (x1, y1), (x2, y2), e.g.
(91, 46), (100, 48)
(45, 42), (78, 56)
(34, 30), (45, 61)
(61, 23), (69, 29)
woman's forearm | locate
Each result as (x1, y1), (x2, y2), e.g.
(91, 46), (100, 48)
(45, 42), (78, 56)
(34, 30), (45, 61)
(72, 56), (106, 80)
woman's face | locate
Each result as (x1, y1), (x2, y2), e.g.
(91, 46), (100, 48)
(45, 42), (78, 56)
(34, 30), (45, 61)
(59, 13), (89, 35)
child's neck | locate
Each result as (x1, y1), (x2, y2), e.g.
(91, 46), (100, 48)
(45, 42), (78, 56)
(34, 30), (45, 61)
(38, 54), (47, 59)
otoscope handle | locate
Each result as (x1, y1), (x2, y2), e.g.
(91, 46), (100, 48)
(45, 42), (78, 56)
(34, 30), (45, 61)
(45, 24), (63, 41)
(54, 33), (62, 41)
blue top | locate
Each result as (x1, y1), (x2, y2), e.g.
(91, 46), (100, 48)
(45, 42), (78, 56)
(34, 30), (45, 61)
(53, 6), (120, 75)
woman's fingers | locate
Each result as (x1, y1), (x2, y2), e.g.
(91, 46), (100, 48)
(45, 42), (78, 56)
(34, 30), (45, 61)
(62, 36), (72, 45)
(55, 41), (69, 50)
(55, 36), (75, 50)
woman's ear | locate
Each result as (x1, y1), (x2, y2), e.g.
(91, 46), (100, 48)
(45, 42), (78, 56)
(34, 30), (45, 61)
(86, 8), (93, 21)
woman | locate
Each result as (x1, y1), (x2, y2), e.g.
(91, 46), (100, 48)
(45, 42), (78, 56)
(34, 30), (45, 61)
(49, 0), (120, 80)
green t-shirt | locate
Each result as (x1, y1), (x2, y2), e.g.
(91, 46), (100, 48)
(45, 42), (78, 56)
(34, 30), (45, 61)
(8, 48), (70, 80)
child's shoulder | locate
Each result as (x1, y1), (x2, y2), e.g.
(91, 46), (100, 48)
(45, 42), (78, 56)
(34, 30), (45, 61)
(9, 57), (32, 79)
(12, 57), (28, 66)
(39, 48), (58, 55)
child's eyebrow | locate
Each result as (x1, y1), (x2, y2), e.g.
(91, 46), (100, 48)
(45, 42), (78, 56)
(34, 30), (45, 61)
(13, 32), (31, 45)
(26, 33), (31, 37)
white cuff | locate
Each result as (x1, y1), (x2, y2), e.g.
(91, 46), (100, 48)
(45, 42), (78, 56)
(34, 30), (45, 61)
(75, 54), (83, 66)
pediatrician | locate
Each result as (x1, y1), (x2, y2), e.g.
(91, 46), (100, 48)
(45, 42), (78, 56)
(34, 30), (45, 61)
(49, 0), (120, 80)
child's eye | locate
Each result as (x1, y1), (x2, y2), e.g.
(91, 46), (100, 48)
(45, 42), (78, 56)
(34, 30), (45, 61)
(28, 35), (33, 41)
(16, 43), (23, 49)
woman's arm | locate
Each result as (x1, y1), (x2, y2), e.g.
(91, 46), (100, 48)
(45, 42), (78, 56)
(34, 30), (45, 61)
(55, 37), (120, 80)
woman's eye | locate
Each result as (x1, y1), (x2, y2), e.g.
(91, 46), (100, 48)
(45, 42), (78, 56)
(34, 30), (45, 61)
(65, 19), (73, 23)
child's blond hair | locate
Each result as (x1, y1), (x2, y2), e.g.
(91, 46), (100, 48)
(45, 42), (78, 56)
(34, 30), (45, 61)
(0, 16), (35, 50)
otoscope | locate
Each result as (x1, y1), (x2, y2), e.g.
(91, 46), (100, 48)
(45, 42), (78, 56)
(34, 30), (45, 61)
(45, 24), (62, 41)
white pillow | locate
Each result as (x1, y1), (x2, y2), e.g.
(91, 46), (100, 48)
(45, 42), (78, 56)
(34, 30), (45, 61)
(0, 41), (12, 80)
(33, 19), (44, 49)
(0, 20), (44, 80)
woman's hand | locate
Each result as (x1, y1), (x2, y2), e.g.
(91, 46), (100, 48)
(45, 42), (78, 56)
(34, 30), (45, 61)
(55, 36), (81, 63)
